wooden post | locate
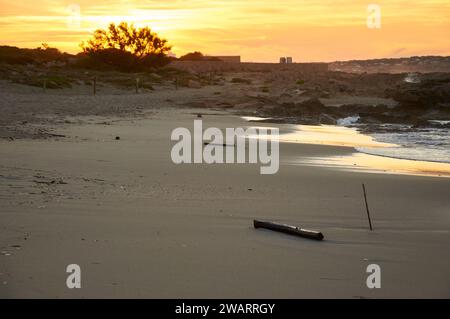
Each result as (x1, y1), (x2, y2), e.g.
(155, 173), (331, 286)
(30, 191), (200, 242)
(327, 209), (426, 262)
(136, 77), (139, 94)
(93, 77), (97, 95)
(362, 183), (373, 231)
(43, 79), (47, 93)
(175, 77), (178, 90)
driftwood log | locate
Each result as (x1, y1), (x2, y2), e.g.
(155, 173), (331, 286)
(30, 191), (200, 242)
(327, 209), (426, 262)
(254, 220), (324, 241)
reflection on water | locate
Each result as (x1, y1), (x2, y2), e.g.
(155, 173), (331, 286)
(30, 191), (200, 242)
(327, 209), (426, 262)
(244, 122), (395, 147)
(298, 153), (450, 178)
(285, 125), (450, 177)
(357, 126), (450, 164)
(280, 125), (396, 148)
(241, 117), (450, 177)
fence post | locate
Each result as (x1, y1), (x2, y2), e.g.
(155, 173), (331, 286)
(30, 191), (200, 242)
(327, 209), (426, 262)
(93, 77), (97, 95)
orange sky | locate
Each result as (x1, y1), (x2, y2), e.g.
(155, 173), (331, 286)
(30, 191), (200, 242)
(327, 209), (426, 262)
(0, 0), (449, 62)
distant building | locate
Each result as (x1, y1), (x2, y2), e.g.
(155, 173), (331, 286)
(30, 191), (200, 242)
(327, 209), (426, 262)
(280, 57), (293, 64)
(211, 56), (241, 63)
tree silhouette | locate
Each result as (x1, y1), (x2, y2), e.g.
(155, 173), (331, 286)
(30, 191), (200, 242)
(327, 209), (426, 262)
(80, 22), (172, 69)
(81, 22), (171, 57)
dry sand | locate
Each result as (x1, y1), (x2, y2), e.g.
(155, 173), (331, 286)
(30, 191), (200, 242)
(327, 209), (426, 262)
(1, 105), (449, 298)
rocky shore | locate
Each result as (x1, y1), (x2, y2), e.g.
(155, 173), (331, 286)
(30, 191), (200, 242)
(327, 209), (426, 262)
(1, 61), (449, 140)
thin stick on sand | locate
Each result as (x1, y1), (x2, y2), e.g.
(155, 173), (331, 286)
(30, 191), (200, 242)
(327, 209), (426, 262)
(362, 183), (373, 231)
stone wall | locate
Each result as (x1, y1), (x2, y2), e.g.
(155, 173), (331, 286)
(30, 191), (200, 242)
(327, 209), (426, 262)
(211, 56), (241, 63)
(169, 61), (329, 73)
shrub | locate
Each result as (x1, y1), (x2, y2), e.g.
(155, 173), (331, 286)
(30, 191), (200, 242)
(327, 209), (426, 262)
(179, 52), (220, 61)
(0, 45), (71, 65)
(231, 77), (252, 84)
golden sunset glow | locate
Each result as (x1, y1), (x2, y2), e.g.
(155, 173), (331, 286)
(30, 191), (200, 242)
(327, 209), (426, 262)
(1, 0), (449, 61)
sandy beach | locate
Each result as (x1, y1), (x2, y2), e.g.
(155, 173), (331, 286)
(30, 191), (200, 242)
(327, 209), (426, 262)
(1, 88), (449, 298)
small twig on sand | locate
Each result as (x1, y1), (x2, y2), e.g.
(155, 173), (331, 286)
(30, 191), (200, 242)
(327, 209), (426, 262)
(362, 183), (373, 231)
(203, 142), (235, 147)
(46, 133), (66, 138)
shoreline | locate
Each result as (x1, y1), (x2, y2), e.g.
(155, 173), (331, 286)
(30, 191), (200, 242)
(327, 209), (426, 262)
(241, 118), (450, 178)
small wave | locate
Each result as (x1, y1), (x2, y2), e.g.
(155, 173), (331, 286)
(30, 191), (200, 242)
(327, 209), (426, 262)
(241, 116), (272, 122)
(337, 116), (360, 126)
(429, 120), (450, 125)
(404, 73), (421, 83)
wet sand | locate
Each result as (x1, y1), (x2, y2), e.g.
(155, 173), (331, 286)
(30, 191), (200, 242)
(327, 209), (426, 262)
(1, 110), (449, 298)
